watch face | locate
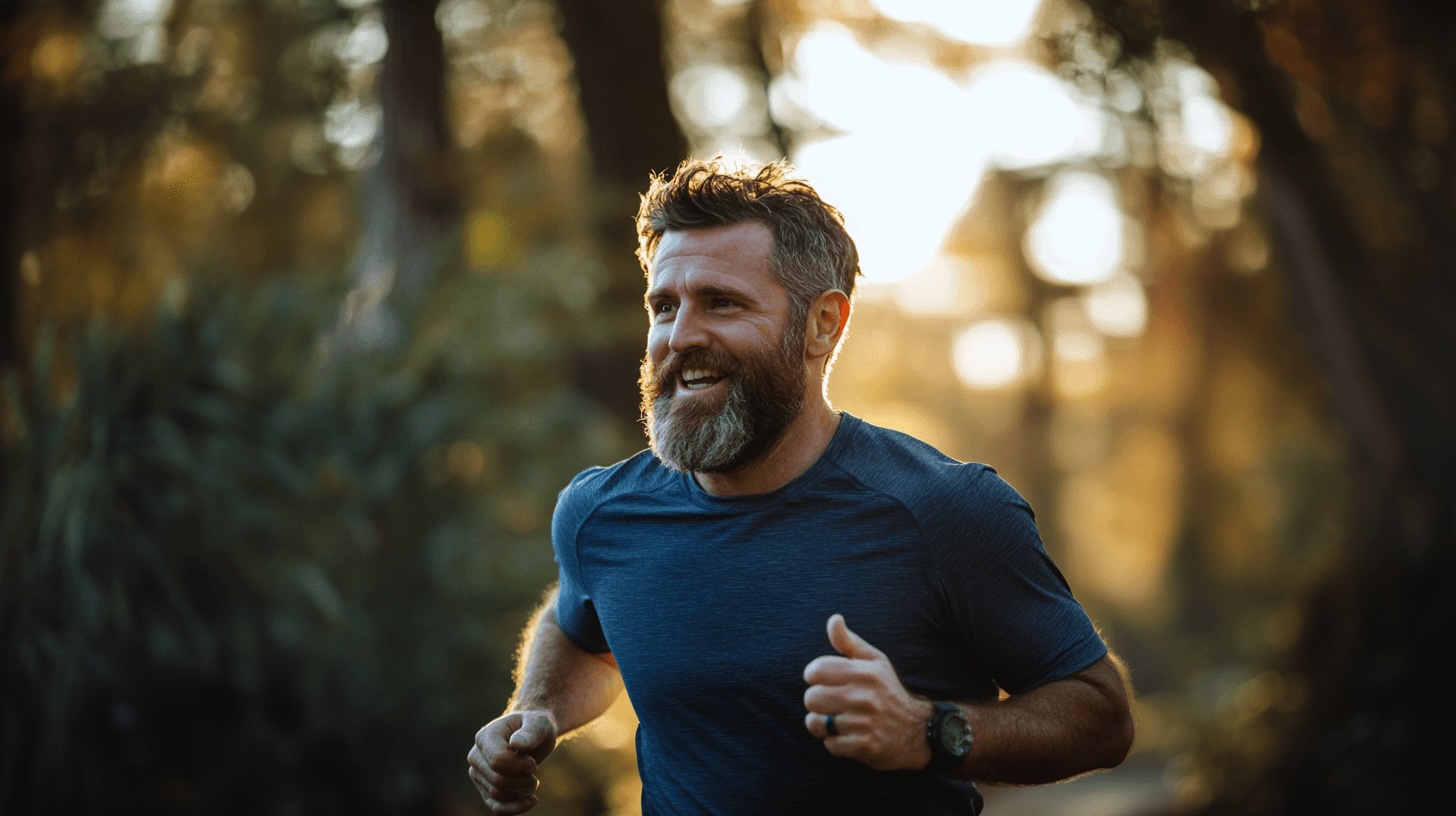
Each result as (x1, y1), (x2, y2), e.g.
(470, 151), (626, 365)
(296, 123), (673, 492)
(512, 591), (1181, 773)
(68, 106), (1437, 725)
(939, 713), (972, 755)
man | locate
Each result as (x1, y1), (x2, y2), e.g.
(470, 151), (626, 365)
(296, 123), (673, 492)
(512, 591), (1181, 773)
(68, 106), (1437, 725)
(468, 158), (1135, 815)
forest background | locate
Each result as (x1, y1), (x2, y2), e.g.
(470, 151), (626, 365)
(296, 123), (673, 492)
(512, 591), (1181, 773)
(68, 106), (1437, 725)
(2, 1), (1452, 815)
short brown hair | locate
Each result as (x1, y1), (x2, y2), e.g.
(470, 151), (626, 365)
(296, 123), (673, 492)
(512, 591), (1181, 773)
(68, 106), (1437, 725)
(635, 157), (861, 326)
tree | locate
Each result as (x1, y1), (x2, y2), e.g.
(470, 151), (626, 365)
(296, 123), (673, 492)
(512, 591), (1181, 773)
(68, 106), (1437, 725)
(1081, 1), (1456, 812)
(554, 0), (687, 419)
(336, 0), (461, 351)
(0, 0), (22, 373)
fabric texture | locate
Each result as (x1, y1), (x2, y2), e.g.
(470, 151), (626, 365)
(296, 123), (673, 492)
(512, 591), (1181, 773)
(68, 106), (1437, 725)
(553, 413), (1107, 816)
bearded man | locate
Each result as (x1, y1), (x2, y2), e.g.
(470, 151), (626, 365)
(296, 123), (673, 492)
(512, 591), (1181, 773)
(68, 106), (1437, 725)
(468, 158), (1135, 815)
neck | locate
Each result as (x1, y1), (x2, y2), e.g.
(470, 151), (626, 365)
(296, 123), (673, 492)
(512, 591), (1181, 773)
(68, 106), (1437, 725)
(693, 397), (841, 497)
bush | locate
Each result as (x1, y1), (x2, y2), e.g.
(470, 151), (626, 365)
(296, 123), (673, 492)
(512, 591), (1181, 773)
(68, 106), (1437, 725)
(0, 271), (635, 815)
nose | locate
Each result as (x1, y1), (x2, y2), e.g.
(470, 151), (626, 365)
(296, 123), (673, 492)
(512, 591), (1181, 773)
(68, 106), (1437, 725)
(667, 303), (709, 354)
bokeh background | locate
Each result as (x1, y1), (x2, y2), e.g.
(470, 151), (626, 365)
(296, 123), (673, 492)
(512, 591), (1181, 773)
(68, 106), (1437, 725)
(3, 1), (1452, 815)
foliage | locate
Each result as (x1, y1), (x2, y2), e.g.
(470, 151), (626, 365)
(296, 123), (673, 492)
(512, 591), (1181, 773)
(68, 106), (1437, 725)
(0, 265), (636, 814)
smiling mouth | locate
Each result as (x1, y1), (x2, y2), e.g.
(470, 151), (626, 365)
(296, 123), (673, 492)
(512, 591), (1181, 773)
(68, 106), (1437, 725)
(679, 368), (727, 391)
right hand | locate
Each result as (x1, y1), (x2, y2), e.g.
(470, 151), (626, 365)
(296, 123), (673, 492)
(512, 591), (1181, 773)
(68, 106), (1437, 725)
(467, 711), (558, 815)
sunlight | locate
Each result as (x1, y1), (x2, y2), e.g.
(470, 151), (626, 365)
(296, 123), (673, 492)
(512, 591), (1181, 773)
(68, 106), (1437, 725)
(1081, 272), (1148, 338)
(796, 132), (985, 284)
(1183, 95), (1234, 155)
(964, 60), (1105, 170)
(1156, 58), (1239, 178)
(791, 25), (896, 133)
(790, 25), (989, 283)
(868, 0), (1044, 47)
(97, 0), (174, 63)
(672, 64), (753, 130)
(894, 255), (967, 317)
(1059, 425), (1183, 610)
(952, 317), (1040, 390)
(1025, 172), (1125, 286)
(786, 30), (1117, 285)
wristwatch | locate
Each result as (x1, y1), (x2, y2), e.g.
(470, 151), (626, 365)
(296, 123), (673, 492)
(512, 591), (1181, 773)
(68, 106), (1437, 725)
(925, 701), (973, 774)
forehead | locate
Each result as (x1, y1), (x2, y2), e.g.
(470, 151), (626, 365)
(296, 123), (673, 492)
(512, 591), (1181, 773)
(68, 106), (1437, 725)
(648, 222), (779, 294)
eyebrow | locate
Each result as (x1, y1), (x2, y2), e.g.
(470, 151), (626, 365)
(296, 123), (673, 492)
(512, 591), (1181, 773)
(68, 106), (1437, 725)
(645, 283), (761, 306)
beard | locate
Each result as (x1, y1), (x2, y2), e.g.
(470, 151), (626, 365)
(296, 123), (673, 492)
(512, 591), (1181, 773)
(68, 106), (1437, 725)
(639, 320), (807, 474)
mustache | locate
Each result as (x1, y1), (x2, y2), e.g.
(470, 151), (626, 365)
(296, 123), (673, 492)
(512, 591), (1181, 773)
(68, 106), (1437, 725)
(648, 348), (741, 396)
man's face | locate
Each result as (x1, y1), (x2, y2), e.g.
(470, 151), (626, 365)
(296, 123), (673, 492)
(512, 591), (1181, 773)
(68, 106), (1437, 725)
(639, 222), (807, 474)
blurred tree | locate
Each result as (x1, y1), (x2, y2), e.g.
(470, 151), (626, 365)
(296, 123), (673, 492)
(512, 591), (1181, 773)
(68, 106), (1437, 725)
(1, 0), (21, 372)
(1080, 1), (1456, 813)
(337, 0), (461, 351)
(555, 0), (686, 419)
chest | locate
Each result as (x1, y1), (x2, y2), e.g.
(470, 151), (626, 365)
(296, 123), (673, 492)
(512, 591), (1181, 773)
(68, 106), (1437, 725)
(576, 494), (971, 720)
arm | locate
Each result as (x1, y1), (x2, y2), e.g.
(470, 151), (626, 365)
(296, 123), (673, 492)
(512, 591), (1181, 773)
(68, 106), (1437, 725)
(950, 652), (1134, 784)
(803, 615), (1134, 784)
(467, 586), (623, 815)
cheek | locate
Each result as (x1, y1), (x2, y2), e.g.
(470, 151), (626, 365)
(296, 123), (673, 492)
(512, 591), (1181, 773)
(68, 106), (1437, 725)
(646, 327), (671, 362)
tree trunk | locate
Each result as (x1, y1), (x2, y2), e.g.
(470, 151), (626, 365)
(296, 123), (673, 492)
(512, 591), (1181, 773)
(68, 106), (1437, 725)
(337, 0), (459, 350)
(0, 0), (24, 374)
(554, 0), (687, 420)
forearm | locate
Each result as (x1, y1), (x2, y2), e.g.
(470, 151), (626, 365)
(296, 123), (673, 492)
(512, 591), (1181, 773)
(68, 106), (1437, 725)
(507, 587), (623, 736)
(955, 654), (1135, 785)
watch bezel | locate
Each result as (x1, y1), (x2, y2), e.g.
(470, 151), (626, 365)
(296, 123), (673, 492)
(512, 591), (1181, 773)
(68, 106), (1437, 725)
(926, 701), (972, 773)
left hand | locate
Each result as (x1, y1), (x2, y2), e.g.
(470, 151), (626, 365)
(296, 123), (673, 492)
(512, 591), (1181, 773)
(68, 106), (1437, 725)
(803, 613), (934, 771)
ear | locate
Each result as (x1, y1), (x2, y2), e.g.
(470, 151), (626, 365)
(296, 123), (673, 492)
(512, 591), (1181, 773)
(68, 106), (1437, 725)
(804, 289), (851, 362)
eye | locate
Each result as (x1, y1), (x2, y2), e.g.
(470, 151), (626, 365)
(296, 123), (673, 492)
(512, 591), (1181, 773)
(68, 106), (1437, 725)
(651, 301), (675, 316)
(711, 298), (736, 309)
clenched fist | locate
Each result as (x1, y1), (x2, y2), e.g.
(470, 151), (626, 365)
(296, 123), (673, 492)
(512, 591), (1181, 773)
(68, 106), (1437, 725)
(467, 710), (558, 815)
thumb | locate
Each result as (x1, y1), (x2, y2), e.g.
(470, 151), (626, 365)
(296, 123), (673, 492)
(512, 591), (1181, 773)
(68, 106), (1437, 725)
(827, 613), (885, 660)
(508, 712), (557, 757)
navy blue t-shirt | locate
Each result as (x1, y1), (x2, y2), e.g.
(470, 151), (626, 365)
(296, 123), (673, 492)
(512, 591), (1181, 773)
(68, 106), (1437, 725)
(553, 413), (1107, 815)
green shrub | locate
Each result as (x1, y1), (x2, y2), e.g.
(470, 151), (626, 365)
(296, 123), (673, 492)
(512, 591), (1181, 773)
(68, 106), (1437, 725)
(0, 271), (635, 814)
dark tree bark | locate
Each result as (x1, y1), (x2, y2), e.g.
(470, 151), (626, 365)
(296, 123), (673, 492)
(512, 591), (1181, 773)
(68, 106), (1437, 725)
(742, 0), (789, 159)
(555, 0), (687, 420)
(1084, 2), (1456, 813)
(339, 0), (459, 348)
(0, 0), (24, 374)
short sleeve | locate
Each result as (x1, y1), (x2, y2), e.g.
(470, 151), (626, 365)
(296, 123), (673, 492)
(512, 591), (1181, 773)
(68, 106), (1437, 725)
(931, 467), (1107, 694)
(551, 470), (611, 654)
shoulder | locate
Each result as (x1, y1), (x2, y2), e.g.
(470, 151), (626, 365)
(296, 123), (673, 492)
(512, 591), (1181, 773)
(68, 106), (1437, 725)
(830, 416), (1029, 521)
(553, 449), (671, 528)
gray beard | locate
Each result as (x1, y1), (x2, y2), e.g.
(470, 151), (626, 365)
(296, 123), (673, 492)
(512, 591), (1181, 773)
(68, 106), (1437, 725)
(648, 380), (755, 474)
(642, 319), (807, 475)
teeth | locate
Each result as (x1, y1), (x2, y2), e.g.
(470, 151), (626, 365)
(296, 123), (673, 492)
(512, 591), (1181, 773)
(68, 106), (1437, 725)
(682, 369), (720, 382)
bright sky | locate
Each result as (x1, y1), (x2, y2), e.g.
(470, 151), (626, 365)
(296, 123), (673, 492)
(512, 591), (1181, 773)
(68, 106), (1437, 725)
(781, 18), (1110, 288)
(733, 3), (1229, 392)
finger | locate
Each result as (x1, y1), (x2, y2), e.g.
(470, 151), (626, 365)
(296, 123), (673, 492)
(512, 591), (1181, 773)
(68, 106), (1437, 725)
(485, 794), (540, 816)
(803, 710), (854, 739)
(476, 716), (520, 753)
(485, 744), (538, 776)
(470, 766), (531, 798)
(803, 654), (868, 685)
(475, 763), (540, 793)
(804, 683), (872, 716)
(827, 613), (885, 661)
(470, 743), (529, 778)
(472, 769), (539, 815)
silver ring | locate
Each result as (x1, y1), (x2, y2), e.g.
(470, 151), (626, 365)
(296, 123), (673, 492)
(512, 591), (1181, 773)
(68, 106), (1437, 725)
(825, 713), (838, 736)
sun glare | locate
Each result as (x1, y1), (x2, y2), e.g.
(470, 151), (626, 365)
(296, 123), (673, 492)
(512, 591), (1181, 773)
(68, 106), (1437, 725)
(1025, 172), (1125, 286)
(672, 64), (753, 129)
(868, 0), (1044, 47)
(964, 60), (1106, 171)
(952, 317), (1040, 390)
(1082, 272), (1149, 338)
(790, 24), (989, 284)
